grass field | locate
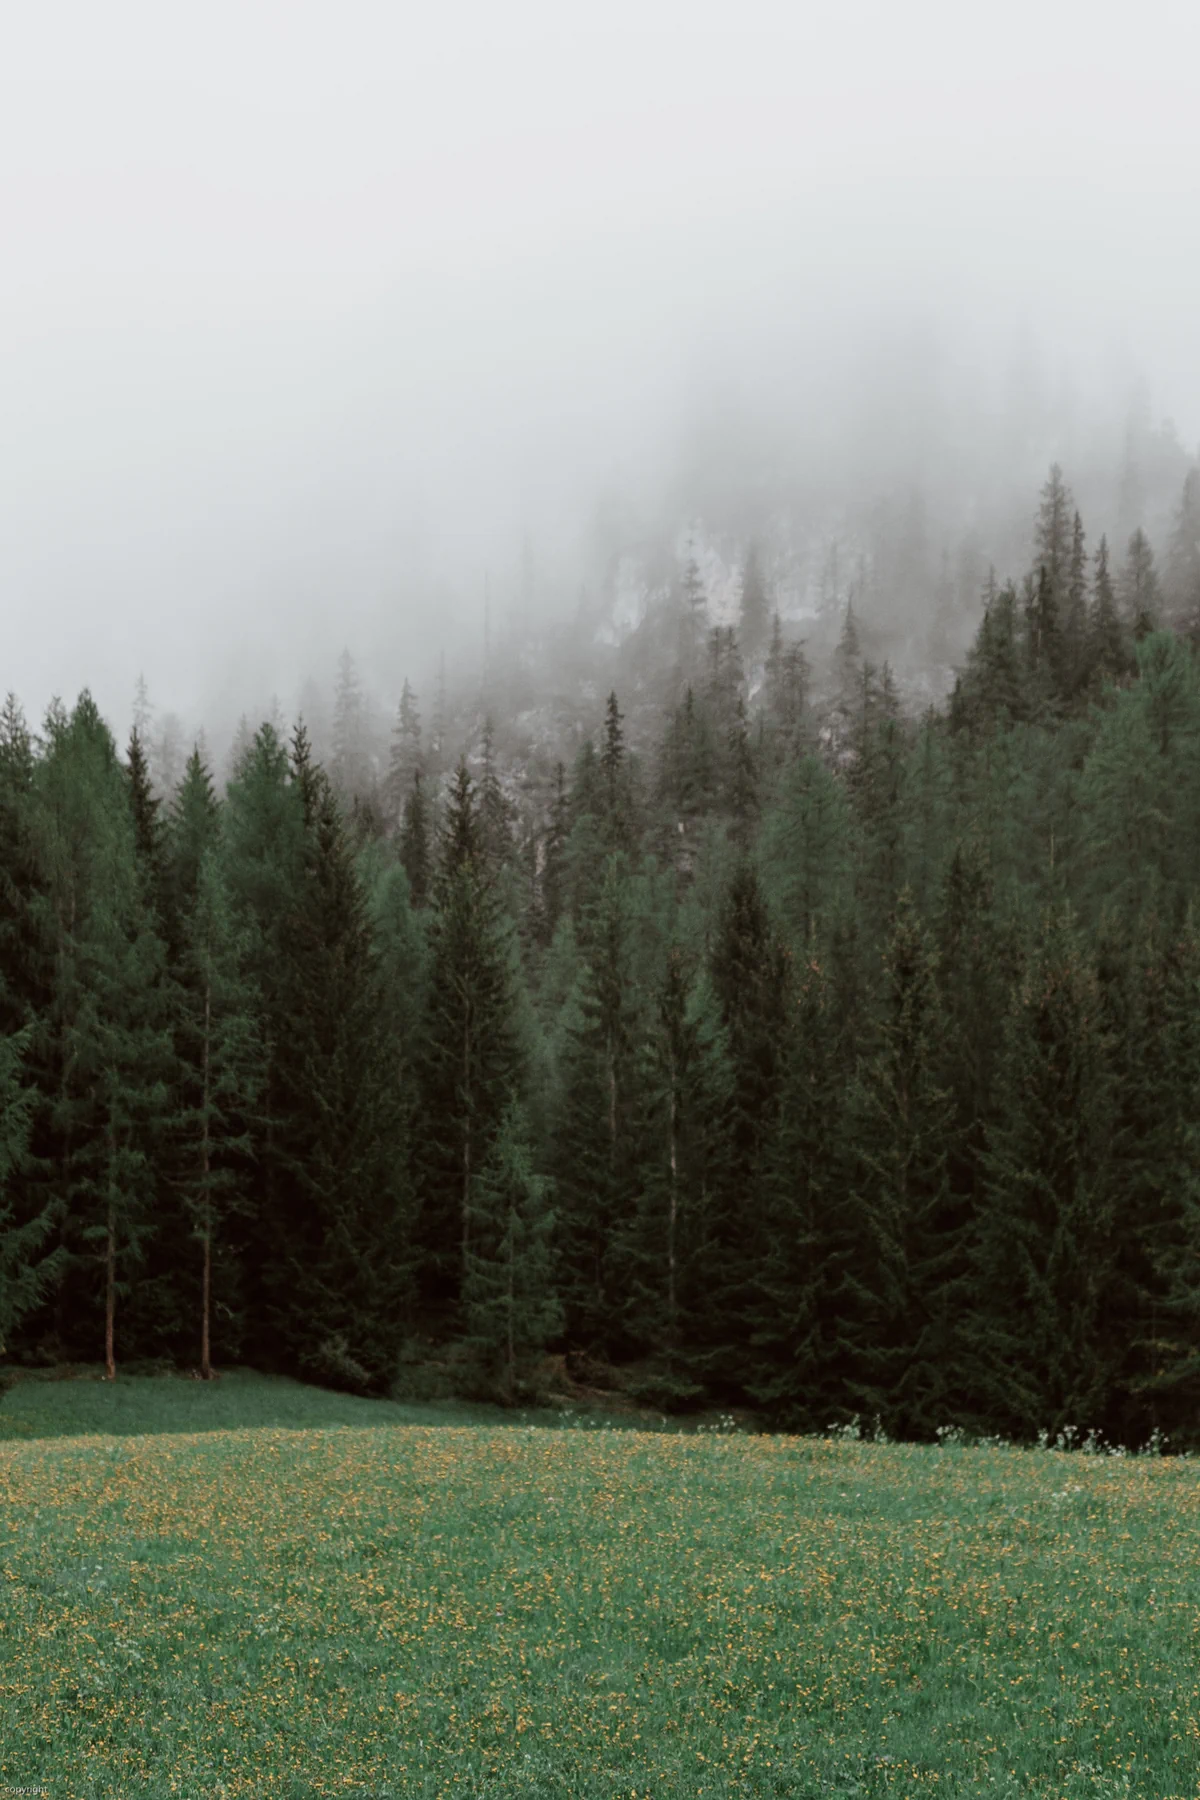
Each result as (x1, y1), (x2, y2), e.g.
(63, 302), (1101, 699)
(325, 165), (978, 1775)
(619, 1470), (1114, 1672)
(1, 1374), (1198, 1797)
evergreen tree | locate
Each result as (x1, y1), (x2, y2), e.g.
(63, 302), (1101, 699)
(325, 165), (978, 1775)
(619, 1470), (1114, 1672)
(972, 914), (1117, 1437)
(1165, 468), (1200, 637)
(263, 741), (411, 1389)
(168, 754), (262, 1377)
(1090, 535), (1129, 684)
(399, 769), (432, 908)
(625, 951), (730, 1363)
(843, 895), (960, 1435)
(35, 694), (172, 1374)
(462, 1103), (561, 1401)
(478, 717), (514, 873)
(747, 946), (850, 1427)
(384, 680), (422, 827)
(1120, 527), (1161, 642)
(418, 761), (523, 1306)
(331, 648), (373, 803)
(0, 1028), (62, 1354)
(539, 762), (570, 945)
(695, 862), (790, 1388)
(551, 856), (640, 1349)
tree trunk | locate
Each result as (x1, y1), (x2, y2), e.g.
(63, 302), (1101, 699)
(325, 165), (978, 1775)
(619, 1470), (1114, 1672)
(104, 1181), (116, 1382)
(461, 1000), (472, 1268)
(505, 1208), (516, 1404)
(200, 980), (213, 1380)
(667, 1075), (679, 1345)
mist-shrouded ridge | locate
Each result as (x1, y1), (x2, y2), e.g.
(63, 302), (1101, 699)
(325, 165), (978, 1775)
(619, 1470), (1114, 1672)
(2, 0), (1198, 743)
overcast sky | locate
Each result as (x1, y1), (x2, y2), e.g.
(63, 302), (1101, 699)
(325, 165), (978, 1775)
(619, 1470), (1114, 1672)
(3, 0), (1199, 733)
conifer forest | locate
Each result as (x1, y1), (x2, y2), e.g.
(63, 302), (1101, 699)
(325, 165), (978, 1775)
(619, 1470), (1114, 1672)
(4, 460), (1200, 1452)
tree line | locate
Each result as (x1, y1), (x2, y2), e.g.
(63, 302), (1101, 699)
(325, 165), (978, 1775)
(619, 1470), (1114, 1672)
(3, 461), (1200, 1445)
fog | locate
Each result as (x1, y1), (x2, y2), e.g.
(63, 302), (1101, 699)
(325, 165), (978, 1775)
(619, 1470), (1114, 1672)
(3, 0), (1199, 749)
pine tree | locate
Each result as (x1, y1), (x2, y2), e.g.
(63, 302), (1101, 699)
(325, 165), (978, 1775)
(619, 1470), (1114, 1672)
(759, 754), (852, 947)
(680, 555), (707, 672)
(331, 648), (373, 803)
(1062, 510), (1090, 696)
(1090, 535), (1129, 684)
(168, 753), (262, 1377)
(0, 1028), (62, 1354)
(695, 862), (790, 1388)
(551, 856), (640, 1350)
(972, 915), (1117, 1437)
(263, 743), (411, 1389)
(418, 761), (523, 1306)
(950, 577), (1026, 733)
(748, 945), (851, 1427)
(1033, 463), (1075, 593)
(399, 769), (432, 908)
(539, 762), (569, 945)
(833, 599), (863, 725)
(478, 717), (514, 873)
(1165, 468), (1200, 638)
(599, 691), (630, 850)
(725, 694), (758, 851)
(843, 895), (960, 1435)
(625, 951), (730, 1363)
(1120, 528), (1161, 642)
(762, 614), (809, 763)
(36, 693), (172, 1374)
(384, 680), (422, 828)
(463, 1104), (561, 1401)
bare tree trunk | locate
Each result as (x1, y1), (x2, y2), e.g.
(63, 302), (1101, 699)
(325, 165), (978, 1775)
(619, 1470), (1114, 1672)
(505, 1211), (515, 1404)
(104, 1180), (116, 1382)
(200, 981), (213, 1380)
(667, 1076), (679, 1346)
(461, 1000), (472, 1267)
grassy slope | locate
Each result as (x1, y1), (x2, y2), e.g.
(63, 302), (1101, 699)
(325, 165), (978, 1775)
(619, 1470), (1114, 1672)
(1, 1374), (1197, 1798)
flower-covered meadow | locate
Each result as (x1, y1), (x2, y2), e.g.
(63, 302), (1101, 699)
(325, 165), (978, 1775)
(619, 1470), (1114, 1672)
(1, 1416), (1198, 1797)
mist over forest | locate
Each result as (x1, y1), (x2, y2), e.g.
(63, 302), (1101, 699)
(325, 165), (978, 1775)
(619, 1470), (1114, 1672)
(5, 1), (1200, 1445)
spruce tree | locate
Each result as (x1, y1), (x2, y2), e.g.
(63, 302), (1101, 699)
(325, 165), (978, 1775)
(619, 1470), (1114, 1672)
(0, 1028), (63, 1354)
(264, 742), (411, 1389)
(1090, 535), (1128, 684)
(843, 895), (960, 1436)
(972, 914), (1117, 1437)
(695, 861), (789, 1389)
(384, 679), (423, 827)
(747, 946), (850, 1428)
(418, 760), (523, 1307)
(1120, 528), (1161, 642)
(399, 769), (432, 907)
(1165, 467), (1200, 637)
(168, 753), (262, 1377)
(625, 950), (730, 1365)
(462, 1103), (561, 1401)
(551, 855), (640, 1350)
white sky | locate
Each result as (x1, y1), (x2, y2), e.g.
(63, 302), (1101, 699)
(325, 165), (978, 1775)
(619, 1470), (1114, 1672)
(2, 0), (1199, 729)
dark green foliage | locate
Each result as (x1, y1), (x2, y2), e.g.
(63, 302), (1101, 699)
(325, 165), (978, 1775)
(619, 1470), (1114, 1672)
(550, 856), (641, 1350)
(9, 466), (1200, 1446)
(262, 745), (412, 1392)
(418, 761), (523, 1309)
(842, 896), (961, 1436)
(398, 769), (432, 907)
(462, 1103), (561, 1400)
(972, 914), (1117, 1437)
(0, 1028), (63, 1354)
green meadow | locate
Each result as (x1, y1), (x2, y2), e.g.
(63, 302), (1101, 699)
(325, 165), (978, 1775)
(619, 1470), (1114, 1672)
(1, 1373), (1197, 1798)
